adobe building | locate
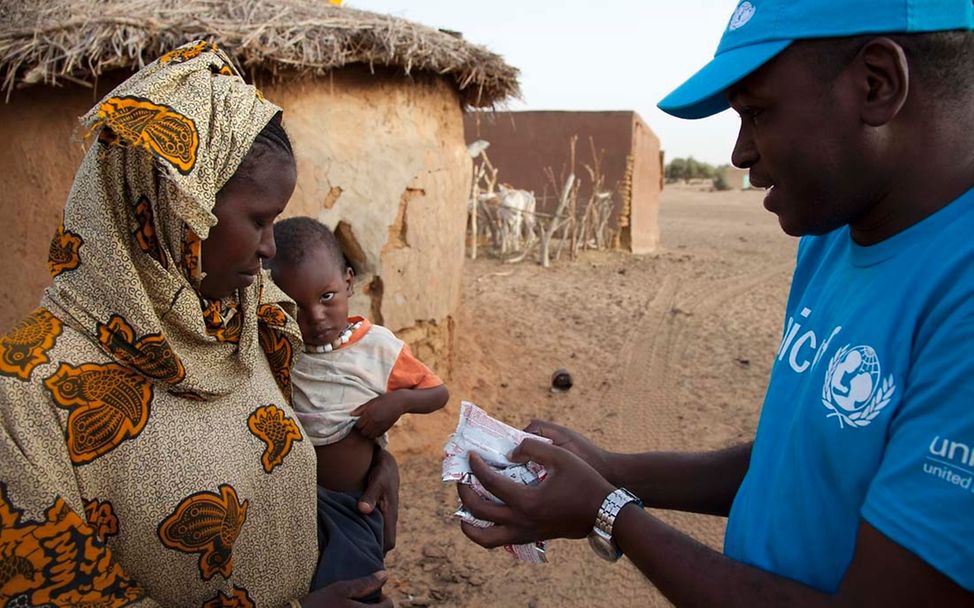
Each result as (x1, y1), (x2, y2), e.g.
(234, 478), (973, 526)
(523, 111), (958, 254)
(464, 110), (663, 254)
(0, 0), (520, 380)
(720, 165), (751, 190)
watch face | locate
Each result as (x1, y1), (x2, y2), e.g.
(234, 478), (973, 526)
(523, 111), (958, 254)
(587, 531), (621, 562)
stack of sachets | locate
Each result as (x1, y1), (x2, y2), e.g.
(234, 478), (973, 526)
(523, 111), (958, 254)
(442, 401), (550, 563)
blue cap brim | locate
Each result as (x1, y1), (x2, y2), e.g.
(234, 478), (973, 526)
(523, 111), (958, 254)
(658, 39), (793, 119)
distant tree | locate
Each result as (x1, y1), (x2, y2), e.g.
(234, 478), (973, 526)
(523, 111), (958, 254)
(666, 156), (718, 183)
(665, 157), (687, 182)
(712, 172), (731, 191)
(691, 157), (715, 179)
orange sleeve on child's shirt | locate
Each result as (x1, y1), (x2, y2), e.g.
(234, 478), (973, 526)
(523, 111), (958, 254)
(387, 344), (443, 391)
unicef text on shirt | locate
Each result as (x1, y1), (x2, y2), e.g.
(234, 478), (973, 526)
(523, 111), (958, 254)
(925, 436), (974, 493)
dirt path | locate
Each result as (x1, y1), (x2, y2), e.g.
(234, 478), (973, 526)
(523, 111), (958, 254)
(386, 185), (797, 607)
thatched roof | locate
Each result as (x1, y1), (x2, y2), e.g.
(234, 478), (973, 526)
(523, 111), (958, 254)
(0, 0), (520, 107)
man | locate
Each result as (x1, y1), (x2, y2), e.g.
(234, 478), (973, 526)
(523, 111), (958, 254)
(458, 1), (974, 605)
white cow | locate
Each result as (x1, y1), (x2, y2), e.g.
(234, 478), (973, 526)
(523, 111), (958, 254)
(469, 185), (537, 254)
(494, 184), (537, 253)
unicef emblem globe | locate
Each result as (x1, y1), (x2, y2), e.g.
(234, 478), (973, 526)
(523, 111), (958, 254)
(822, 345), (895, 429)
(828, 345), (881, 412)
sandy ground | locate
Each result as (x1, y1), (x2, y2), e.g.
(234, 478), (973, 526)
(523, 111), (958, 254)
(385, 184), (798, 607)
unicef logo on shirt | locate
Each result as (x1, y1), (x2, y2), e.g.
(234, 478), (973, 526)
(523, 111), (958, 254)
(821, 345), (896, 428)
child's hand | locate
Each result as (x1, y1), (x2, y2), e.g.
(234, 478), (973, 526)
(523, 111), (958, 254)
(351, 393), (405, 439)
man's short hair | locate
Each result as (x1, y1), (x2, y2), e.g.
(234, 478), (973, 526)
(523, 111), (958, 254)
(798, 30), (974, 103)
(268, 216), (347, 274)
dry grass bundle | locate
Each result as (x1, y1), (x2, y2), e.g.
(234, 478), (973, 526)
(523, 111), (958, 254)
(0, 0), (520, 106)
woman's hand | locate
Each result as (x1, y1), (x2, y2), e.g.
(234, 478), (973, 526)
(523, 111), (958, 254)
(457, 439), (615, 548)
(524, 420), (617, 484)
(358, 446), (400, 553)
(300, 571), (393, 607)
(351, 393), (404, 439)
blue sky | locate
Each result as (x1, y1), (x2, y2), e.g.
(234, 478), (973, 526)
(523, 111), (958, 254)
(350, 0), (743, 166)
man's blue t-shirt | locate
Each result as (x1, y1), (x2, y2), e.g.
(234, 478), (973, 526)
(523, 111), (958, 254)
(724, 187), (974, 592)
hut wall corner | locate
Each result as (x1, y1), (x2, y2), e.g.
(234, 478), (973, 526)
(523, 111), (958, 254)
(628, 114), (662, 254)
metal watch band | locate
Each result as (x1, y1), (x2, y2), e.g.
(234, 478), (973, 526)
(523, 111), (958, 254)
(594, 487), (642, 538)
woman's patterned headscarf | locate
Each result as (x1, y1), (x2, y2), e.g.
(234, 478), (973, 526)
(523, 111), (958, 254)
(43, 40), (302, 402)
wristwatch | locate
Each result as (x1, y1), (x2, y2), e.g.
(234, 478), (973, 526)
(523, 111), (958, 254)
(587, 487), (642, 561)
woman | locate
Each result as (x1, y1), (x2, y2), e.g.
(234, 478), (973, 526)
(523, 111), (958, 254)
(0, 41), (395, 607)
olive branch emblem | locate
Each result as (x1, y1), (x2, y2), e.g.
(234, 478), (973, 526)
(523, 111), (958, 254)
(821, 345), (896, 429)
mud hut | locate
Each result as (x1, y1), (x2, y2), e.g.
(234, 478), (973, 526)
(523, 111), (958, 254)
(719, 165), (751, 190)
(0, 0), (520, 376)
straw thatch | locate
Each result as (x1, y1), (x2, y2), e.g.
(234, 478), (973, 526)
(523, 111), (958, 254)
(0, 0), (520, 107)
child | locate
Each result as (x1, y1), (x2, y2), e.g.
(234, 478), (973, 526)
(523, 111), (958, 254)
(266, 216), (449, 596)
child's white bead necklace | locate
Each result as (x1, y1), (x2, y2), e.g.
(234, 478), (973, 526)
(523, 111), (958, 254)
(305, 320), (363, 354)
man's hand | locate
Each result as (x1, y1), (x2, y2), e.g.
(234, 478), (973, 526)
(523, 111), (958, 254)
(351, 393), (404, 439)
(524, 420), (616, 483)
(457, 438), (615, 548)
(300, 571), (393, 607)
(358, 446), (399, 553)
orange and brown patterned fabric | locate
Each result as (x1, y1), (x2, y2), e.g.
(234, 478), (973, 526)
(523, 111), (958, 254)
(0, 41), (316, 606)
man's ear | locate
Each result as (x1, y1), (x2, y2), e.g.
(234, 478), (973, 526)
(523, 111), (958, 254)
(345, 266), (355, 294)
(855, 37), (909, 127)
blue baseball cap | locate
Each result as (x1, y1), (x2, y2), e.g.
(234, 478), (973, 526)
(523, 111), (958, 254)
(658, 0), (974, 119)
